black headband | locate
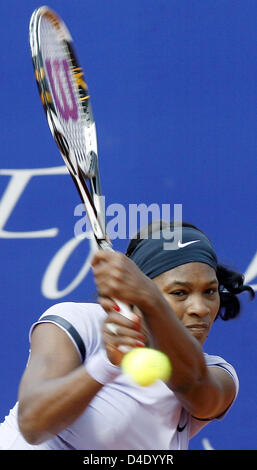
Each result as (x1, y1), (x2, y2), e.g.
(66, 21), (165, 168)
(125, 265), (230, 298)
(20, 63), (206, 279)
(129, 227), (218, 279)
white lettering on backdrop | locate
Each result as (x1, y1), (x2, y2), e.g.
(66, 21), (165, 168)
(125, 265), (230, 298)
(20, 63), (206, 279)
(0, 166), (95, 298)
(0, 166), (256, 298)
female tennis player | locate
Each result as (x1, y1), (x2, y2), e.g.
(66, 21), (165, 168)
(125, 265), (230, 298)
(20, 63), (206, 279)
(0, 221), (254, 450)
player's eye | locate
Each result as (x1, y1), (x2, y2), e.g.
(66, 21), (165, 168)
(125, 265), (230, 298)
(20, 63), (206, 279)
(170, 290), (187, 297)
(205, 288), (218, 296)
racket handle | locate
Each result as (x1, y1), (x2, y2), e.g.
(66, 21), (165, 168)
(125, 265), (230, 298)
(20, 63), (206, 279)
(94, 240), (142, 353)
(114, 300), (134, 321)
(113, 299), (137, 354)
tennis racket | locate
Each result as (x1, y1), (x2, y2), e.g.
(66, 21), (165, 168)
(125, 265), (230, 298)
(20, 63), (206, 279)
(29, 6), (138, 354)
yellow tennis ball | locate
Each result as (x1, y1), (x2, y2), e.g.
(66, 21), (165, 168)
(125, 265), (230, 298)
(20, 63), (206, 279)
(121, 348), (172, 386)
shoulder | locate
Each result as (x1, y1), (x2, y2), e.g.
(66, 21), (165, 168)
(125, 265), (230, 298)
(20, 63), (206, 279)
(29, 302), (106, 362)
(203, 352), (239, 405)
(36, 301), (106, 325)
(188, 352), (239, 439)
(203, 352), (239, 386)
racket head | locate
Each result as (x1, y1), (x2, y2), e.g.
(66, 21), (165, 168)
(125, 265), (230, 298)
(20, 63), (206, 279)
(29, 6), (97, 177)
(29, 6), (106, 241)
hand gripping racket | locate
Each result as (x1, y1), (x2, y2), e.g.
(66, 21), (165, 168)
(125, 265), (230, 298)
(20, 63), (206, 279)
(29, 6), (139, 355)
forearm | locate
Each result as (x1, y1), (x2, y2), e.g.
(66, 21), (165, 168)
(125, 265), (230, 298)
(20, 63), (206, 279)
(18, 365), (102, 444)
(140, 292), (207, 394)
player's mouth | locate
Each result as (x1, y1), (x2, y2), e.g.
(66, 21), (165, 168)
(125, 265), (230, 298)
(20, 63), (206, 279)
(185, 323), (209, 339)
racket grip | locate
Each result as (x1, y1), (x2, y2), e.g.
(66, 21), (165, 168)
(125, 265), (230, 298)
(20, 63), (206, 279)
(95, 241), (141, 353)
(114, 300), (134, 321)
(113, 299), (138, 354)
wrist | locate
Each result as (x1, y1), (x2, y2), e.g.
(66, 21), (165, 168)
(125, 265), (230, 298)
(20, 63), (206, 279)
(85, 348), (121, 385)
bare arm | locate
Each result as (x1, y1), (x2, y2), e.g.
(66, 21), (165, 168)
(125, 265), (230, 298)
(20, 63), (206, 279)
(92, 250), (236, 420)
(18, 323), (103, 444)
(139, 291), (236, 419)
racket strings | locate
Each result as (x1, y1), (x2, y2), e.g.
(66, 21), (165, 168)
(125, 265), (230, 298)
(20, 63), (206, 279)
(39, 17), (96, 175)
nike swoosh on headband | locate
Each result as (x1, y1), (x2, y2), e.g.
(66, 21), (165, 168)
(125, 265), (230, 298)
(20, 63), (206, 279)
(177, 240), (201, 248)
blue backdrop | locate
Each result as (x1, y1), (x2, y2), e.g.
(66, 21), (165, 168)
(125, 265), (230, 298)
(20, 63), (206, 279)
(0, 0), (256, 450)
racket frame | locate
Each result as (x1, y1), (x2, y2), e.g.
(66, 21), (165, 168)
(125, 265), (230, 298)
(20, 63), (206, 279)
(29, 5), (135, 329)
(29, 6), (106, 247)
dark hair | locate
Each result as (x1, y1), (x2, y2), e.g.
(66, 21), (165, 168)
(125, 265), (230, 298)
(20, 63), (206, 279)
(126, 220), (255, 321)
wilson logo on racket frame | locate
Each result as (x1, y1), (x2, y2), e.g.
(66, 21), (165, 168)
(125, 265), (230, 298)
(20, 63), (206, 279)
(45, 58), (78, 121)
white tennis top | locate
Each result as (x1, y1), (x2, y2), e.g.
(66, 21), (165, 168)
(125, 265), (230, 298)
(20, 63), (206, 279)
(0, 302), (239, 450)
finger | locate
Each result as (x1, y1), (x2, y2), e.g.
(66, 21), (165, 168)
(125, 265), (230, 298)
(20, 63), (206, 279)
(92, 250), (113, 267)
(97, 296), (119, 313)
(105, 311), (141, 330)
(92, 260), (123, 283)
(105, 322), (120, 335)
(95, 279), (122, 301)
(104, 322), (147, 343)
(103, 331), (145, 349)
(92, 251), (127, 273)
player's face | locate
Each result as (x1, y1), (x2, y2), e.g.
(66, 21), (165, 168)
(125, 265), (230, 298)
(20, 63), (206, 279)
(152, 262), (220, 344)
